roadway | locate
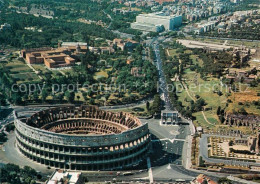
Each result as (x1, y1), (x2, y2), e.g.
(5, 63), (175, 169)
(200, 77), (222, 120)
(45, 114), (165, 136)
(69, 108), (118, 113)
(151, 37), (172, 110)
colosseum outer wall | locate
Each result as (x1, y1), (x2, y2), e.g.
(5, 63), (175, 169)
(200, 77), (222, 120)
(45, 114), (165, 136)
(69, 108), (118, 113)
(13, 106), (151, 171)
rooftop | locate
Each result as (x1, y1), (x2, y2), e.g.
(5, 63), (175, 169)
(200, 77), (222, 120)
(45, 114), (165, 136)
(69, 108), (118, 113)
(47, 170), (82, 184)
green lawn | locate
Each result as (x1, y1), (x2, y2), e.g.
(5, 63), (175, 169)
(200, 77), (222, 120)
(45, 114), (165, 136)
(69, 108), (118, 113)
(6, 61), (33, 73)
(31, 64), (49, 73)
(168, 49), (177, 57)
(193, 112), (211, 128)
(94, 69), (110, 80)
(178, 69), (229, 128)
(5, 60), (41, 83)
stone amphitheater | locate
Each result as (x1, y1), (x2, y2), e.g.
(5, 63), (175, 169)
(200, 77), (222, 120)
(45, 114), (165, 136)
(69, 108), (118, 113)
(14, 105), (150, 171)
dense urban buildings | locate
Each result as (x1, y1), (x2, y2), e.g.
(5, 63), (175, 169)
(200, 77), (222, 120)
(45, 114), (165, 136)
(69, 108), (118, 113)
(14, 105), (150, 171)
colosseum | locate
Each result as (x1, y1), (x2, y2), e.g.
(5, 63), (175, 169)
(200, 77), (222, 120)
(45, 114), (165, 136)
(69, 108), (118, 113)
(14, 105), (150, 171)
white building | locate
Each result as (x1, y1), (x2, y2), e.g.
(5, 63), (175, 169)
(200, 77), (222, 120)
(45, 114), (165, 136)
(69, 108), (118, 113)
(46, 170), (84, 184)
(194, 20), (218, 34)
(61, 42), (88, 47)
(131, 12), (182, 32)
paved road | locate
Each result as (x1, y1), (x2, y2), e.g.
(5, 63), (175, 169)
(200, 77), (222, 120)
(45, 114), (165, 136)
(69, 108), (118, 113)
(152, 38), (172, 110)
(0, 132), (54, 174)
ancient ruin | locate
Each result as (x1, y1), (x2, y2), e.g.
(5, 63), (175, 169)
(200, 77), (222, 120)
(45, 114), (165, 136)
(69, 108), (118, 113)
(14, 105), (150, 171)
(224, 114), (260, 129)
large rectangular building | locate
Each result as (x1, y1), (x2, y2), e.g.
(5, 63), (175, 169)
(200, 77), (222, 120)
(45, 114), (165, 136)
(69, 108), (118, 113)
(131, 12), (182, 32)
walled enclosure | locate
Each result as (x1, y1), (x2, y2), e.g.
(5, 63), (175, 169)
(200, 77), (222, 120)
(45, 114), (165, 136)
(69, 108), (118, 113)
(14, 105), (150, 171)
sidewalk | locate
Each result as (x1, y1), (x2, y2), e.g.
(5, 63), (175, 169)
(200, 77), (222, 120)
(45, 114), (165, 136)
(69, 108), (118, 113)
(228, 175), (259, 184)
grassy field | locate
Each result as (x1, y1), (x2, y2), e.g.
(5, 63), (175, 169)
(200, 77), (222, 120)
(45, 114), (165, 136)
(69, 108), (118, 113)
(94, 68), (112, 80)
(177, 53), (258, 133)
(170, 48), (229, 129)
(94, 70), (108, 79)
(192, 112), (211, 128)
(184, 73), (228, 124)
(5, 60), (41, 83)
(6, 61), (33, 73)
(31, 64), (50, 73)
(168, 49), (177, 56)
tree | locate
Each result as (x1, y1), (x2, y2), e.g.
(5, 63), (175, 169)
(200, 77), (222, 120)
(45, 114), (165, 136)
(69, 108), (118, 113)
(41, 89), (48, 102)
(199, 156), (205, 167)
(217, 106), (221, 115)
(150, 95), (161, 115)
(65, 91), (75, 103)
(104, 94), (110, 101)
(76, 95), (80, 102)
(218, 177), (232, 184)
(89, 98), (95, 105)
(146, 101), (150, 111)
(5, 124), (15, 132)
(33, 91), (39, 102)
(57, 93), (64, 103)
(229, 140), (234, 146)
(238, 108), (247, 115)
(11, 92), (22, 105)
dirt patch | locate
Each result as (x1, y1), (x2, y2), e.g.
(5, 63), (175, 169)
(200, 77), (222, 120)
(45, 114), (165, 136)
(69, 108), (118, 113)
(231, 91), (260, 103)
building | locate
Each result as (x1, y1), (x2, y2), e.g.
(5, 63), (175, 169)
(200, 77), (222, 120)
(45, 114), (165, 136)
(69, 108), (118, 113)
(160, 110), (179, 125)
(0, 23), (11, 31)
(46, 170), (84, 184)
(194, 21), (218, 34)
(21, 47), (78, 68)
(60, 42), (88, 47)
(131, 67), (144, 77)
(191, 174), (217, 184)
(131, 12), (182, 32)
(14, 105), (150, 171)
(21, 40), (118, 68)
(113, 38), (139, 51)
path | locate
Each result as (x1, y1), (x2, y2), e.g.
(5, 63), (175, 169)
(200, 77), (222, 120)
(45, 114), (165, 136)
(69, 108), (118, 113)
(182, 82), (195, 101)
(58, 70), (66, 76)
(102, 10), (112, 29)
(166, 49), (170, 56)
(223, 40), (228, 46)
(182, 82), (214, 125)
(26, 63), (43, 80)
(201, 111), (214, 125)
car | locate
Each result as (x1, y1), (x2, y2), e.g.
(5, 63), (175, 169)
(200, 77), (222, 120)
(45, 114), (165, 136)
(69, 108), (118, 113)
(123, 172), (133, 176)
